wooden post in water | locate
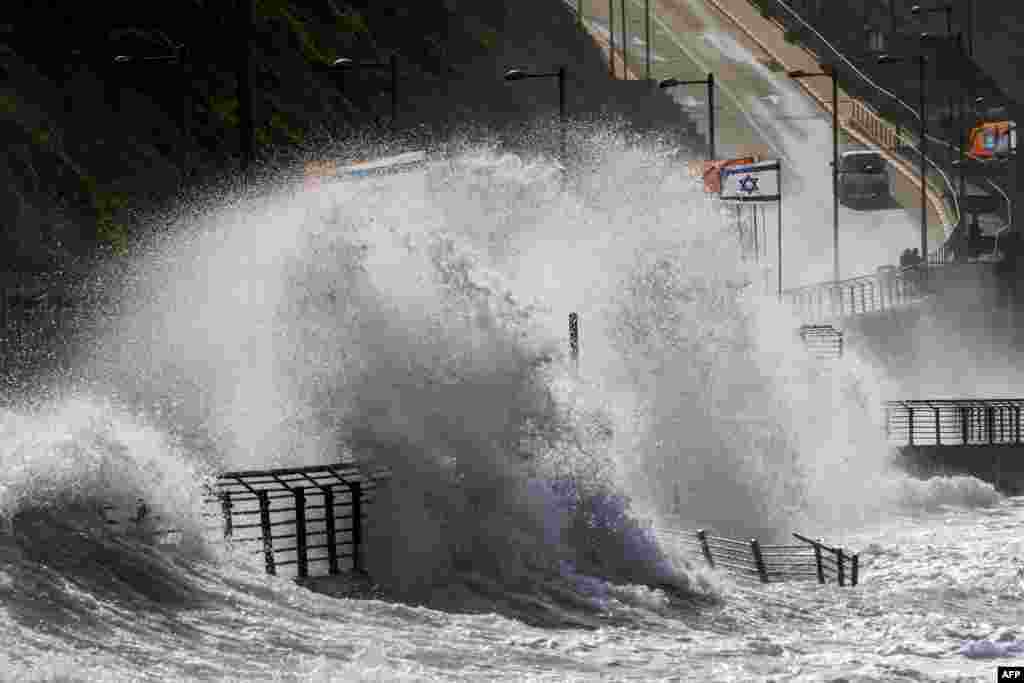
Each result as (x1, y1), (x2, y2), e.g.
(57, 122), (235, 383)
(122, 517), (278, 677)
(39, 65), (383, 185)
(349, 481), (363, 573)
(294, 488), (308, 579)
(257, 490), (276, 575)
(750, 539), (768, 583)
(220, 491), (234, 540)
(697, 529), (714, 568)
(322, 486), (339, 575)
(836, 547), (845, 586)
(813, 540), (825, 583)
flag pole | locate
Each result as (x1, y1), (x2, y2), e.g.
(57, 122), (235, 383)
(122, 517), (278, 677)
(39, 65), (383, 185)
(777, 161), (783, 298)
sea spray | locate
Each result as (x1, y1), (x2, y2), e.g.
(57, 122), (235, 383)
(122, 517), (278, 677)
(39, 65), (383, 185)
(2, 125), (1001, 631)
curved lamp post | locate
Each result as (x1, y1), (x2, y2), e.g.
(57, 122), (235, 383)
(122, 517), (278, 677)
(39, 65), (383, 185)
(331, 55), (399, 130)
(503, 67), (568, 172)
(659, 74), (715, 162)
(789, 65), (840, 283)
(112, 45), (191, 182)
(878, 53), (929, 266)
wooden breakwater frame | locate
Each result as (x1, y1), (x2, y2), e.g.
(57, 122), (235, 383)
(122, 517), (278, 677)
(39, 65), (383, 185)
(205, 462), (389, 578)
(657, 527), (860, 586)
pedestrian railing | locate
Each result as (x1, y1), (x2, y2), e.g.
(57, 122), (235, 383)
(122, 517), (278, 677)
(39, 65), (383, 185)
(885, 399), (1024, 447)
(799, 324), (843, 359)
(202, 462), (390, 578)
(783, 266), (925, 323)
(655, 526), (860, 586)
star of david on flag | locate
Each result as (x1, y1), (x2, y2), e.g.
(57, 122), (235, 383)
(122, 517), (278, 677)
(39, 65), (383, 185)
(720, 160), (781, 202)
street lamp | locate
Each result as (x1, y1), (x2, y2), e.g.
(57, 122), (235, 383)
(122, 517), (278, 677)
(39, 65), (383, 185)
(878, 53), (929, 266)
(658, 73), (716, 162)
(503, 67), (568, 171)
(911, 3), (953, 34)
(331, 55), (399, 129)
(920, 31), (967, 238)
(789, 64), (840, 283)
(913, 2), (973, 56)
(112, 45), (191, 182)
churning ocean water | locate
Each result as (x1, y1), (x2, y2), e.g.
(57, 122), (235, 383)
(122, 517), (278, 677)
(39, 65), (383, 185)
(0, 129), (1017, 682)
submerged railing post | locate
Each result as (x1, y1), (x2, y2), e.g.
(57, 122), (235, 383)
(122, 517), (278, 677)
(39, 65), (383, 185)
(294, 488), (308, 579)
(322, 486), (339, 575)
(349, 481), (363, 573)
(851, 553), (859, 587)
(836, 547), (845, 587)
(257, 490), (276, 575)
(814, 540), (824, 584)
(960, 406), (969, 444)
(934, 406), (941, 445)
(987, 406), (996, 444)
(750, 539), (768, 583)
(697, 529), (714, 568)
(220, 491), (234, 540)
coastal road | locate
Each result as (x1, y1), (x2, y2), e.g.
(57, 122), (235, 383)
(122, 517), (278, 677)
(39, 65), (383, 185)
(581, 0), (929, 289)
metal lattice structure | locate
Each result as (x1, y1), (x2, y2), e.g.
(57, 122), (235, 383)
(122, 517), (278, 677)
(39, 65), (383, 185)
(885, 399), (1024, 447)
(207, 463), (390, 578)
(655, 527), (860, 586)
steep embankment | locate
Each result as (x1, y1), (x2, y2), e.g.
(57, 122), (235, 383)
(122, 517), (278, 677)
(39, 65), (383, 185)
(0, 0), (694, 289)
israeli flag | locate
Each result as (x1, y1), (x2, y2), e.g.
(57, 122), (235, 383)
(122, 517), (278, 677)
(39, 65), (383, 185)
(720, 160), (781, 202)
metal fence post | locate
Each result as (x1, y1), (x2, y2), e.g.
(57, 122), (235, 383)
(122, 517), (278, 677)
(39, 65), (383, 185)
(836, 547), (845, 587)
(322, 486), (339, 575)
(220, 491), (234, 540)
(294, 488), (308, 578)
(750, 539), (768, 583)
(257, 490), (276, 575)
(907, 407), (915, 446)
(814, 541), (824, 583)
(349, 481), (363, 573)
(697, 529), (714, 568)
(850, 554), (859, 587)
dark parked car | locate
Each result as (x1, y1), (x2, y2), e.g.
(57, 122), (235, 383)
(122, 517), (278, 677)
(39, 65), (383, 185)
(838, 150), (890, 207)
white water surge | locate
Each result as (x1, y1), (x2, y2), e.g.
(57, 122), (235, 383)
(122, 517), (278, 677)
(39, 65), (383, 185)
(0, 128), (1015, 681)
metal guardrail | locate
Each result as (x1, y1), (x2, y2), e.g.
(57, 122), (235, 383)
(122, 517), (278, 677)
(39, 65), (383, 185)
(885, 399), (1024, 447)
(202, 463), (390, 578)
(783, 265), (925, 323)
(655, 527), (859, 586)
(798, 324), (843, 359)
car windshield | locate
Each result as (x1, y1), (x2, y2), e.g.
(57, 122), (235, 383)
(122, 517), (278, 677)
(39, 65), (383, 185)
(842, 154), (885, 173)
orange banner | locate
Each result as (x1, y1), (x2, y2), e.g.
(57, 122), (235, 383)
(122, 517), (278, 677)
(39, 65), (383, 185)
(700, 156), (756, 194)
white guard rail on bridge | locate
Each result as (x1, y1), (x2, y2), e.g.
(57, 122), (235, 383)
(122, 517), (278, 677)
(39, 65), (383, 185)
(783, 265), (925, 323)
